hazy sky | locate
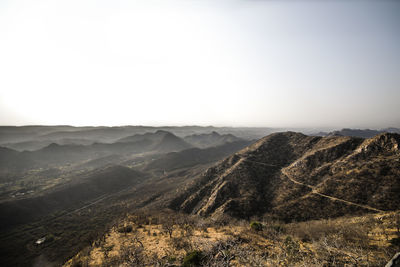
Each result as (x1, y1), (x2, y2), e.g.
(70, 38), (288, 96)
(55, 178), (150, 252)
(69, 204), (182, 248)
(0, 0), (399, 128)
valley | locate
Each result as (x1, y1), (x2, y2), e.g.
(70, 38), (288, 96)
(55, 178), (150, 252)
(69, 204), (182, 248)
(0, 126), (399, 266)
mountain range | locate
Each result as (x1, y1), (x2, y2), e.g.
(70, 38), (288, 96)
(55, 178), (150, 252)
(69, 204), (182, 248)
(312, 127), (400, 138)
(0, 126), (399, 266)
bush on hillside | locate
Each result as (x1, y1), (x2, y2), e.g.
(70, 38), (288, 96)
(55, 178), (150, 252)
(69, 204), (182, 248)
(182, 250), (203, 267)
(117, 225), (133, 234)
(250, 221), (263, 231)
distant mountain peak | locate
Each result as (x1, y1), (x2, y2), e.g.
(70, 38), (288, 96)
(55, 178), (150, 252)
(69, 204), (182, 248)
(356, 132), (400, 154)
(152, 132), (192, 153)
(48, 142), (60, 147)
(183, 131), (242, 149)
(155, 130), (171, 135)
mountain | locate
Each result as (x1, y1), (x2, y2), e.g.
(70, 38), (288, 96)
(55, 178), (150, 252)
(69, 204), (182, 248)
(312, 128), (400, 138)
(151, 131), (192, 152)
(117, 130), (193, 152)
(0, 125), (276, 146)
(183, 131), (243, 148)
(116, 130), (193, 152)
(0, 131), (192, 172)
(329, 128), (383, 138)
(143, 140), (251, 172)
(170, 132), (400, 221)
(116, 130), (169, 143)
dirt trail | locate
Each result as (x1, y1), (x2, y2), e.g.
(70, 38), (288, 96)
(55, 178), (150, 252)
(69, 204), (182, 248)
(240, 158), (278, 167)
(237, 155), (384, 213)
(281, 168), (383, 212)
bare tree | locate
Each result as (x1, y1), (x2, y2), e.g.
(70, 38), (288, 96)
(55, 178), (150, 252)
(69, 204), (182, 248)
(162, 219), (175, 238)
(120, 238), (145, 266)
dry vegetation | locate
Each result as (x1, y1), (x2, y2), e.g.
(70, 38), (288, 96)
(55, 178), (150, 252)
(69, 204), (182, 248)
(64, 210), (400, 267)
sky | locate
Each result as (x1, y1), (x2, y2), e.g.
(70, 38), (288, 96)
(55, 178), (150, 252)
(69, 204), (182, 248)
(0, 0), (399, 128)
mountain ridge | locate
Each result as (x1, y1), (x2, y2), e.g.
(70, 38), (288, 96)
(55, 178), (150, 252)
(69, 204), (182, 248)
(170, 132), (400, 221)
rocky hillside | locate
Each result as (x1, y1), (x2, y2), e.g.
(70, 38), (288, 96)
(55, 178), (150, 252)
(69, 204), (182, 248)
(170, 132), (400, 221)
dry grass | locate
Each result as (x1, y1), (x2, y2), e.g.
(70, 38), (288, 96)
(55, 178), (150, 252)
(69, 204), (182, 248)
(64, 211), (400, 267)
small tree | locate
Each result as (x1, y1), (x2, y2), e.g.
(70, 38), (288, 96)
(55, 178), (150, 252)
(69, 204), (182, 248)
(162, 219), (174, 238)
(120, 242), (144, 266)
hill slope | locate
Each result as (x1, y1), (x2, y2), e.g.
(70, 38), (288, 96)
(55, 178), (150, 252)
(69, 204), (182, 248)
(0, 165), (147, 230)
(144, 140), (251, 172)
(170, 132), (400, 221)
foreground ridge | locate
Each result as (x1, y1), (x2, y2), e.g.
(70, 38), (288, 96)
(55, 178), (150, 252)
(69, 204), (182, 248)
(240, 155), (384, 213)
(171, 132), (400, 220)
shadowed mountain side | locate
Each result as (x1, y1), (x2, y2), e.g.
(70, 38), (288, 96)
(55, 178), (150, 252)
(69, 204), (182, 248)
(170, 132), (400, 221)
(143, 140), (251, 172)
(0, 140), (152, 172)
(151, 131), (192, 152)
(0, 166), (147, 230)
(116, 130), (170, 143)
(0, 147), (37, 173)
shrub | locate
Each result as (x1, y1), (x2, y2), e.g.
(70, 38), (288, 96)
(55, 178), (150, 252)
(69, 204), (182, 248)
(182, 250), (203, 267)
(117, 225), (133, 234)
(271, 224), (285, 233)
(167, 256), (176, 263)
(214, 214), (231, 227)
(170, 236), (192, 251)
(250, 221), (263, 231)
(389, 237), (400, 247)
(71, 258), (86, 267)
(284, 236), (301, 262)
(46, 233), (55, 242)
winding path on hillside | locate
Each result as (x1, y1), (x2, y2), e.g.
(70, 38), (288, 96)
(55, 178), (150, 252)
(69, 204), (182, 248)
(238, 156), (384, 213)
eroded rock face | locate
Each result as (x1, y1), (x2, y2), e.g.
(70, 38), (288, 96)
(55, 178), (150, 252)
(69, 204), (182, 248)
(355, 133), (400, 155)
(170, 132), (400, 221)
